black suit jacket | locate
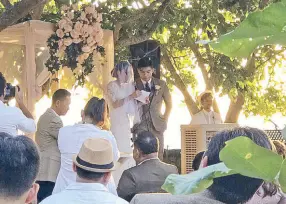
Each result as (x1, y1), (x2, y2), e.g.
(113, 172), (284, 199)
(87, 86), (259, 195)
(117, 159), (178, 202)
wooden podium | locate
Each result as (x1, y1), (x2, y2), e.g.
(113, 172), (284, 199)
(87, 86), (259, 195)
(181, 124), (238, 174)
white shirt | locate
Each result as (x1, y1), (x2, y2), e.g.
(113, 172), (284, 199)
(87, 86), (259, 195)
(0, 101), (36, 136)
(191, 110), (223, 125)
(41, 183), (128, 204)
(53, 123), (120, 195)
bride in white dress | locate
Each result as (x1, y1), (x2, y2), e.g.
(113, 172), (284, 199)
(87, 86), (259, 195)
(106, 61), (141, 184)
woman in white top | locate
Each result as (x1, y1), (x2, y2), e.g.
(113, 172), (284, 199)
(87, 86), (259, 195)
(191, 91), (223, 125)
(53, 97), (119, 195)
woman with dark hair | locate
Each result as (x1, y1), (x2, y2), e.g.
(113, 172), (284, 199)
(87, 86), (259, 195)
(52, 97), (119, 196)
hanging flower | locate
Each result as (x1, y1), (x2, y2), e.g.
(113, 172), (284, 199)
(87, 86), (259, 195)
(85, 6), (95, 14)
(46, 3), (105, 86)
(73, 38), (82, 44)
(70, 30), (80, 39)
(56, 29), (65, 38)
(87, 25), (93, 35)
(64, 25), (72, 33)
(58, 19), (67, 29)
(82, 46), (91, 53)
(67, 12), (74, 20)
(63, 38), (73, 46)
(80, 12), (87, 21)
(74, 22), (83, 31)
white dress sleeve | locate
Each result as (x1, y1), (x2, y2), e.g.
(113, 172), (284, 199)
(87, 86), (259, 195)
(107, 81), (118, 103)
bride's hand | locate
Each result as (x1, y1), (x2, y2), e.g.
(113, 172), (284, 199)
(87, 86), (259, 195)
(130, 90), (141, 99)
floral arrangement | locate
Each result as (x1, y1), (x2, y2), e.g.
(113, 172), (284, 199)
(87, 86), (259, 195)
(45, 4), (105, 85)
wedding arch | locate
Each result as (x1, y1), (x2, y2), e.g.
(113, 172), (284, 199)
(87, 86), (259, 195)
(0, 20), (114, 114)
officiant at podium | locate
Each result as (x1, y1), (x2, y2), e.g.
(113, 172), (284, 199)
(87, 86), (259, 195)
(191, 91), (223, 125)
(132, 57), (172, 160)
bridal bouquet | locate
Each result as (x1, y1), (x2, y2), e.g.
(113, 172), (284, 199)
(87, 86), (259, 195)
(45, 4), (105, 85)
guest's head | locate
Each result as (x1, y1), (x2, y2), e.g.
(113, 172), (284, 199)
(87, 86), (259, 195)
(201, 127), (272, 203)
(192, 151), (205, 171)
(51, 89), (71, 116)
(133, 131), (158, 164)
(137, 57), (155, 82)
(73, 138), (115, 186)
(0, 132), (40, 204)
(273, 140), (286, 158)
(82, 97), (108, 129)
(199, 91), (213, 111)
(0, 72), (6, 101)
(111, 61), (133, 83)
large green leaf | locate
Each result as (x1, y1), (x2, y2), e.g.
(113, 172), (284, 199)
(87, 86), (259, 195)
(220, 136), (283, 181)
(209, 0), (286, 58)
(162, 163), (235, 195)
(279, 160), (286, 193)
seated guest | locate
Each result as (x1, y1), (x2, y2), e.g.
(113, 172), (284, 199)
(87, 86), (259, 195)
(0, 72), (36, 136)
(247, 140), (286, 204)
(40, 138), (128, 204)
(198, 127), (272, 203)
(53, 97), (119, 195)
(117, 131), (178, 202)
(0, 132), (40, 204)
(35, 89), (71, 202)
(273, 140), (286, 159)
(191, 91), (223, 125)
(192, 151), (205, 171)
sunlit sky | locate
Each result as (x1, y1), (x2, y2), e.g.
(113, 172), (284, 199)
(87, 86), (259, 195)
(31, 65), (286, 150)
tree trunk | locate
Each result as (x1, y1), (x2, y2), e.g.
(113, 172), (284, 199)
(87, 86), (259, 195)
(162, 48), (200, 116)
(224, 92), (245, 123)
(0, 0), (47, 31)
(31, 1), (46, 20)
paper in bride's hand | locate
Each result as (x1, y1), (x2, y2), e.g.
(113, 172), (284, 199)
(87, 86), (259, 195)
(135, 90), (150, 104)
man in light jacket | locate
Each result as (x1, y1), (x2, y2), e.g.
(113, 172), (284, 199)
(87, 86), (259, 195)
(35, 89), (71, 202)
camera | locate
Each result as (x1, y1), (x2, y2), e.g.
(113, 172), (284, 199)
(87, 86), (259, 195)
(4, 83), (20, 101)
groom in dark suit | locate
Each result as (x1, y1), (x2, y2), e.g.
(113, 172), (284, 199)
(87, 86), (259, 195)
(132, 57), (172, 160)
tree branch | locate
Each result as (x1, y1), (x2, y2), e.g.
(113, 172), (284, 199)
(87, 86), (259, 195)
(187, 37), (221, 114)
(116, 0), (171, 48)
(0, 0), (47, 31)
(31, 0), (47, 20)
(117, 0), (166, 24)
(162, 47), (200, 115)
(225, 92), (245, 123)
(1, 0), (11, 9)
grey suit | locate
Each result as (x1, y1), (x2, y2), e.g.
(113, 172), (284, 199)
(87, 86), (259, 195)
(117, 158), (178, 202)
(130, 191), (225, 204)
(132, 77), (172, 159)
(35, 108), (63, 182)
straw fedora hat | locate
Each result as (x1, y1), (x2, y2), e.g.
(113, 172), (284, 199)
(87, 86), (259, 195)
(73, 138), (116, 173)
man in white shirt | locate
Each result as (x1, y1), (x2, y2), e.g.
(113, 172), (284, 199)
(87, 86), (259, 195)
(191, 91), (223, 125)
(40, 138), (128, 204)
(0, 73), (36, 136)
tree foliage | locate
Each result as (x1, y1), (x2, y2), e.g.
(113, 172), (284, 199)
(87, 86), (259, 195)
(0, 0), (286, 122)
